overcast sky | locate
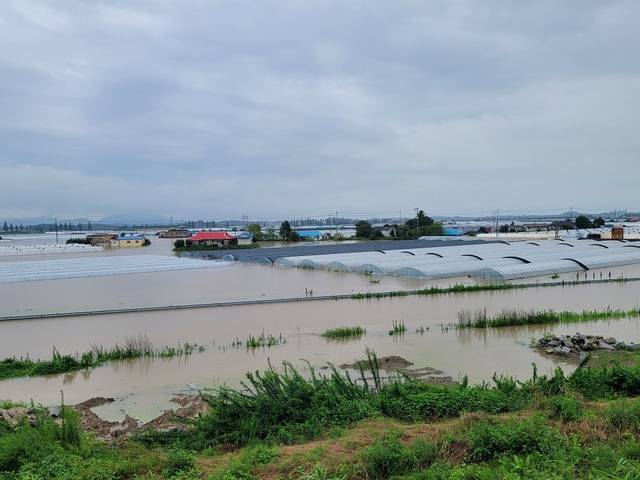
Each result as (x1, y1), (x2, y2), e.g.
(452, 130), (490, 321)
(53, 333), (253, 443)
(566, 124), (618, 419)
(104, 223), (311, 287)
(1, 1), (638, 223)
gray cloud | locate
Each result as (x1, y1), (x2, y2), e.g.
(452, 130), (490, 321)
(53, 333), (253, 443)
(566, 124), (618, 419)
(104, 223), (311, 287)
(1, 0), (639, 221)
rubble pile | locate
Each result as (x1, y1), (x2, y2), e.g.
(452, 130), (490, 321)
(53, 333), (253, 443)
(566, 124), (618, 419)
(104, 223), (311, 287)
(534, 332), (640, 358)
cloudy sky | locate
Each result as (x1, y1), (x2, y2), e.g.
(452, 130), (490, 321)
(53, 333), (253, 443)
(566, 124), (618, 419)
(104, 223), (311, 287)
(1, 1), (638, 223)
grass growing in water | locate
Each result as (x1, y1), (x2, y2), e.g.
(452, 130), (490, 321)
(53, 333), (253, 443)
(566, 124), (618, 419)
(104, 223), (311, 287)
(321, 326), (366, 339)
(0, 334), (202, 381)
(388, 319), (407, 335)
(455, 306), (640, 329)
(245, 331), (286, 349)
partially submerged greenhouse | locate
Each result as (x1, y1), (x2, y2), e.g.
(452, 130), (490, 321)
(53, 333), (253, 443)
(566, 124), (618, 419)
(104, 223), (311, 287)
(0, 255), (230, 284)
(266, 239), (640, 281)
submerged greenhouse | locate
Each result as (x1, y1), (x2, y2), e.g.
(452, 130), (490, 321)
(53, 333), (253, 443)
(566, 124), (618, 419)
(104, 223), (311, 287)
(266, 239), (640, 281)
(0, 255), (230, 284)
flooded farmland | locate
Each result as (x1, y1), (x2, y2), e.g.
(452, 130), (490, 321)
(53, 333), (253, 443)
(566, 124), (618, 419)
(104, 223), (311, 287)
(1, 235), (640, 422)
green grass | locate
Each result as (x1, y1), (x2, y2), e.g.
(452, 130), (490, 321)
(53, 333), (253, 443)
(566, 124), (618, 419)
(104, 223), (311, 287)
(8, 349), (640, 478)
(321, 326), (366, 340)
(245, 331), (286, 349)
(454, 306), (640, 329)
(350, 277), (640, 300)
(388, 319), (406, 335)
(0, 334), (203, 381)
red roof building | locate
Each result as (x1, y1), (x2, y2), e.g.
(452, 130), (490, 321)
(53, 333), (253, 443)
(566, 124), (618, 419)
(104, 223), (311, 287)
(187, 232), (237, 246)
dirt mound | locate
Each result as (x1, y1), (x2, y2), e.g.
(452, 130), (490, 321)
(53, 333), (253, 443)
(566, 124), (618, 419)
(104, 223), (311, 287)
(74, 394), (208, 444)
(340, 355), (456, 386)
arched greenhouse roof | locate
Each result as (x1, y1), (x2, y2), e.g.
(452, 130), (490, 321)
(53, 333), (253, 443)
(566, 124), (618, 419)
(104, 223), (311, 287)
(199, 238), (640, 282)
(471, 260), (584, 281)
(395, 258), (523, 279)
(0, 255), (230, 284)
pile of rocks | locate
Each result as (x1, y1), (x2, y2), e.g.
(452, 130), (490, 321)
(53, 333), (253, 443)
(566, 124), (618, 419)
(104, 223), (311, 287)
(0, 405), (61, 427)
(534, 332), (640, 358)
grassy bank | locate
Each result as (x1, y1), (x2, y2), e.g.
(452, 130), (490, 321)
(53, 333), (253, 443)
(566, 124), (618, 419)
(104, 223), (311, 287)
(5, 350), (640, 478)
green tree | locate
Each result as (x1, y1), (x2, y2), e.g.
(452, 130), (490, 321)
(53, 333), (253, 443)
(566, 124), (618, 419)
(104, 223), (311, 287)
(87, 222), (92, 231)
(405, 210), (434, 229)
(2, 221), (7, 232)
(422, 223), (445, 236)
(264, 227), (277, 241)
(279, 220), (293, 241)
(173, 239), (185, 248)
(355, 220), (374, 238)
(575, 215), (592, 229)
(246, 223), (263, 241)
(593, 217), (605, 228)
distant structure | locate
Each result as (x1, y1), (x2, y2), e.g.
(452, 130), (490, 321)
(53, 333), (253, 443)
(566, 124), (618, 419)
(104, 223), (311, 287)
(187, 232), (237, 247)
(158, 228), (191, 238)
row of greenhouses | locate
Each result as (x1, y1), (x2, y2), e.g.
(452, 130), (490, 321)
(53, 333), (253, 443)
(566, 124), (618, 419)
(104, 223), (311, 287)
(0, 255), (229, 283)
(269, 240), (640, 280)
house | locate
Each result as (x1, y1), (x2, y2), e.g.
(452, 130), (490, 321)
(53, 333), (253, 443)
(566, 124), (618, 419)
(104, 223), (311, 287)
(86, 234), (118, 246)
(187, 231), (237, 247)
(297, 230), (327, 241)
(111, 234), (146, 248)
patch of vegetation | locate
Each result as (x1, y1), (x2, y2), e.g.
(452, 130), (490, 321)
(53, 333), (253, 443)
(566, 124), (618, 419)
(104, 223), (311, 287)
(8, 350), (640, 478)
(65, 237), (91, 245)
(454, 306), (640, 329)
(0, 334), (202, 381)
(388, 319), (407, 336)
(245, 331), (286, 349)
(320, 326), (366, 340)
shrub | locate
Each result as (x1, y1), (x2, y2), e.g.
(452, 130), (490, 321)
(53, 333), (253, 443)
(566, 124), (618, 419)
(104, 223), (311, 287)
(0, 405), (82, 473)
(569, 364), (640, 400)
(197, 360), (374, 447)
(607, 399), (640, 429)
(547, 395), (584, 422)
(361, 436), (418, 480)
(465, 415), (564, 462)
(163, 447), (195, 477)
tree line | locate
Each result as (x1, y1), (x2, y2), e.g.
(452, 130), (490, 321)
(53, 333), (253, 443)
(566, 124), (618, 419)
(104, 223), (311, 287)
(2, 221), (93, 233)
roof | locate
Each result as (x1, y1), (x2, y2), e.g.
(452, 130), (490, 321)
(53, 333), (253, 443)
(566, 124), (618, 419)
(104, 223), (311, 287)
(188, 232), (236, 241)
(196, 238), (640, 281)
(117, 235), (145, 241)
(298, 231), (323, 237)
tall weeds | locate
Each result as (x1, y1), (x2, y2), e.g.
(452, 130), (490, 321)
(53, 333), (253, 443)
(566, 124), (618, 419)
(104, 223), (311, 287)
(0, 334), (201, 381)
(455, 306), (640, 329)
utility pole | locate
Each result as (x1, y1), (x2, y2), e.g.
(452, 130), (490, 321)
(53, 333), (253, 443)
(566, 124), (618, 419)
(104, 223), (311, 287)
(55, 217), (59, 244)
(415, 205), (419, 239)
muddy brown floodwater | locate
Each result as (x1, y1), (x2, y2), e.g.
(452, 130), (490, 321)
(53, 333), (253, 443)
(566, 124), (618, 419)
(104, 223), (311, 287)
(1, 236), (640, 422)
